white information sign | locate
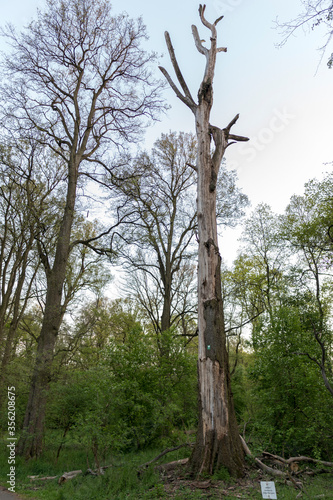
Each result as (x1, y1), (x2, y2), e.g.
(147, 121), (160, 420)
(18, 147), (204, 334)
(260, 481), (277, 499)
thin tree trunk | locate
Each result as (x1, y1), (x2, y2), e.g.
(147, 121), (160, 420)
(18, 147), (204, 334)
(160, 276), (171, 333)
(0, 236), (37, 408)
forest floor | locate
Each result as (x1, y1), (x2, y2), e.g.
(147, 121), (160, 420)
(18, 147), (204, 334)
(1, 465), (332, 499)
(158, 464), (333, 499)
(1, 437), (332, 500)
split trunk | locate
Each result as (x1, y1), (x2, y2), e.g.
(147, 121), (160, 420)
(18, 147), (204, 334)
(189, 90), (244, 477)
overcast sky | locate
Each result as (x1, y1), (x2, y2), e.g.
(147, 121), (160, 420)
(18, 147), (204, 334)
(2, 0), (333, 264)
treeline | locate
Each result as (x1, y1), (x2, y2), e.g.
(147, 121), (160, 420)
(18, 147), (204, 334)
(1, 135), (333, 463)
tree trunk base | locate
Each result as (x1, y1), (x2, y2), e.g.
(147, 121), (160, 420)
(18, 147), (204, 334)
(189, 429), (244, 478)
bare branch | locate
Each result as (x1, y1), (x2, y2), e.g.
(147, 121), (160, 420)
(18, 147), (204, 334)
(191, 25), (209, 56)
(214, 15), (224, 26)
(186, 162), (198, 172)
(262, 451), (333, 468)
(225, 311), (264, 334)
(199, 4), (214, 32)
(225, 113), (240, 131)
(162, 32), (197, 111)
(138, 443), (192, 470)
(223, 114), (249, 145)
(158, 66), (196, 111)
(240, 436), (286, 478)
(228, 134), (249, 142)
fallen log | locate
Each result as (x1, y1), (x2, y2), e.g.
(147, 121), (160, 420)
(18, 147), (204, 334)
(239, 436), (286, 478)
(155, 458), (189, 472)
(139, 443), (192, 470)
(28, 463), (114, 484)
(262, 451), (333, 468)
(58, 470), (83, 484)
(28, 475), (58, 481)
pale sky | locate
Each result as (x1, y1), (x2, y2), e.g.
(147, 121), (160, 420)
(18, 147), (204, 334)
(2, 0), (333, 264)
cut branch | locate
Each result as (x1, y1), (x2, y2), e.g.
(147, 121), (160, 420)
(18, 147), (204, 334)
(241, 436), (333, 485)
(155, 458), (189, 472)
(58, 470), (83, 484)
(228, 134), (249, 142)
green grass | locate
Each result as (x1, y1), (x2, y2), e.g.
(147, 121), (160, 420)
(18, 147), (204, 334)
(0, 433), (332, 499)
(0, 433), (188, 499)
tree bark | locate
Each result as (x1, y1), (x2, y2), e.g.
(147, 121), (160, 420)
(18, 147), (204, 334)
(160, 269), (172, 333)
(191, 92), (244, 478)
(17, 164), (78, 458)
(159, 4), (248, 477)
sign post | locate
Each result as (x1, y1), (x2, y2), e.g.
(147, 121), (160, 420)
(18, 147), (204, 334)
(260, 481), (277, 499)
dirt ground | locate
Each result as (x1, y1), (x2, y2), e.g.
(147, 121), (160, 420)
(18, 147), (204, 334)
(160, 465), (265, 498)
(0, 486), (32, 500)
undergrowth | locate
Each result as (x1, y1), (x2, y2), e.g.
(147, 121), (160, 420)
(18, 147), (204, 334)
(0, 433), (332, 499)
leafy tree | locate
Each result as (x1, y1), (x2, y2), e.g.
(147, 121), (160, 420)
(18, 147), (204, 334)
(249, 303), (333, 458)
(281, 174), (333, 396)
(55, 297), (139, 369)
(0, 0), (163, 458)
(232, 176), (333, 458)
(46, 302), (197, 464)
(240, 204), (289, 318)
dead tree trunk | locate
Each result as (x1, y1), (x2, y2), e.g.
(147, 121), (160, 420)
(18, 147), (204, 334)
(159, 4), (249, 477)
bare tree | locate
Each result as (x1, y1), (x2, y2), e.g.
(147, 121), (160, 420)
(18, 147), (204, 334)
(159, 4), (248, 476)
(117, 132), (198, 346)
(276, 1), (333, 68)
(0, 141), (62, 404)
(0, 0), (163, 458)
(117, 131), (247, 351)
